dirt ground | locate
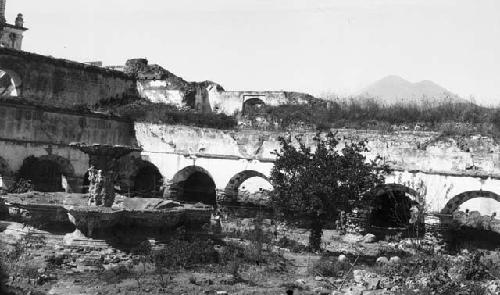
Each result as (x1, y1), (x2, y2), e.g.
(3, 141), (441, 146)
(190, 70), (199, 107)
(1, 195), (500, 294)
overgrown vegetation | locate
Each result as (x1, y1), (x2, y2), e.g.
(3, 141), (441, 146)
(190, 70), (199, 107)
(373, 250), (497, 294)
(94, 100), (237, 130)
(244, 99), (500, 136)
(270, 132), (388, 251)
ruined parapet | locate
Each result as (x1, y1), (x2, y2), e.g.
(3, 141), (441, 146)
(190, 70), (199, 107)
(0, 0), (5, 23)
(0, 0), (27, 50)
(15, 13), (23, 27)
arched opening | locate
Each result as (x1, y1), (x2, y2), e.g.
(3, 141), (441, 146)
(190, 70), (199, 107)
(171, 166), (216, 205)
(0, 69), (20, 97)
(365, 184), (421, 228)
(441, 191), (500, 250)
(242, 97), (265, 115)
(132, 163), (163, 197)
(0, 156), (12, 189)
(18, 155), (75, 192)
(442, 191), (500, 215)
(224, 170), (273, 203)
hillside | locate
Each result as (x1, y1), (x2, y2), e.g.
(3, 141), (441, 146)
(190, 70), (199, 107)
(356, 75), (464, 105)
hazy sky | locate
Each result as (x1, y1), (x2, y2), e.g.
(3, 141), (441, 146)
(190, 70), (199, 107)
(7, 0), (500, 104)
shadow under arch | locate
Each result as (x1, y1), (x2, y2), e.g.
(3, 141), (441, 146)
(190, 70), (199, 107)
(224, 170), (272, 202)
(170, 166), (216, 205)
(129, 160), (164, 197)
(18, 155), (76, 192)
(441, 190), (500, 215)
(364, 184), (422, 228)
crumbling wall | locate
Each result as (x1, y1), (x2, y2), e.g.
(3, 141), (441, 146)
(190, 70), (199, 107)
(137, 80), (184, 105)
(133, 123), (500, 213)
(0, 103), (136, 190)
(0, 104), (134, 146)
(207, 90), (289, 115)
(0, 48), (137, 108)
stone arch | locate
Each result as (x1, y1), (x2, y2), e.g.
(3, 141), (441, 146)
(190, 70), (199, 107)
(224, 170), (272, 201)
(170, 166), (216, 205)
(364, 184), (422, 228)
(129, 160), (164, 197)
(18, 155), (76, 192)
(242, 97), (266, 114)
(441, 191), (500, 215)
(0, 68), (21, 96)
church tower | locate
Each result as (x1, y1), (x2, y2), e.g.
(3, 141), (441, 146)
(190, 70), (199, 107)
(0, 0), (28, 50)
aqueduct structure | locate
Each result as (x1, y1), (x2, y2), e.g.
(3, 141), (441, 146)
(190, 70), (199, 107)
(1, 47), (500, 218)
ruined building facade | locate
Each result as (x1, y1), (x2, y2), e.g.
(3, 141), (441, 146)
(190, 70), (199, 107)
(0, 0), (499, 223)
(0, 0), (26, 50)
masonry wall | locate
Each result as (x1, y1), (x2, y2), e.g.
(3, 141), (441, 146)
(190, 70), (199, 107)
(137, 80), (184, 105)
(133, 123), (500, 213)
(0, 103), (135, 189)
(0, 48), (137, 108)
(207, 90), (289, 115)
(0, 103), (134, 146)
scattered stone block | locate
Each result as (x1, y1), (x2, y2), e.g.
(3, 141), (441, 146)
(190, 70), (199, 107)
(338, 254), (348, 263)
(363, 233), (377, 243)
(389, 256), (401, 264)
(376, 256), (389, 265)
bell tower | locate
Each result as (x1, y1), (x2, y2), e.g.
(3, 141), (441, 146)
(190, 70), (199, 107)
(0, 0), (28, 50)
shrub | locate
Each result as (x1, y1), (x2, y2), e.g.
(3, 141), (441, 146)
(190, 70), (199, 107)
(97, 101), (237, 130)
(153, 238), (219, 271)
(7, 178), (34, 194)
(244, 98), (500, 137)
(311, 255), (350, 277)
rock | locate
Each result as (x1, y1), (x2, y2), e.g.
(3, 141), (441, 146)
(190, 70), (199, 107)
(363, 233), (377, 243)
(338, 254), (348, 263)
(376, 256), (389, 265)
(312, 287), (330, 294)
(154, 200), (182, 210)
(353, 270), (366, 284)
(389, 256), (401, 264)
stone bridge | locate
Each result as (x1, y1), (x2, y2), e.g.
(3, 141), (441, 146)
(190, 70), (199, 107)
(1, 47), (500, 217)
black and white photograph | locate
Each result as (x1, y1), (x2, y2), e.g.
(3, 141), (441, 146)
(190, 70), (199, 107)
(0, 0), (500, 294)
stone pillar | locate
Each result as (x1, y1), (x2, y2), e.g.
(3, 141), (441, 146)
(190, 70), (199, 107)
(15, 13), (23, 27)
(0, 0), (5, 23)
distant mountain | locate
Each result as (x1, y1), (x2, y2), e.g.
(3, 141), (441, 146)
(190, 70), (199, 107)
(355, 75), (464, 105)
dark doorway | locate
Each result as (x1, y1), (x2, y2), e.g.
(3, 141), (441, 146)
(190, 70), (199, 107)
(19, 157), (64, 192)
(133, 165), (163, 197)
(368, 190), (414, 227)
(178, 172), (216, 205)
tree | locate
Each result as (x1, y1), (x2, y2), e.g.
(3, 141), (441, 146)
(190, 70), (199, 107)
(270, 132), (387, 251)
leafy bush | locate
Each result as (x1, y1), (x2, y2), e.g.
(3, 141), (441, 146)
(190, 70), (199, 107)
(311, 255), (350, 277)
(153, 238), (219, 271)
(374, 250), (494, 295)
(7, 178), (34, 194)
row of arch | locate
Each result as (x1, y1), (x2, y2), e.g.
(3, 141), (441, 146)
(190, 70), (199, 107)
(0, 154), (273, 205)
(1, 154), (500, 216)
